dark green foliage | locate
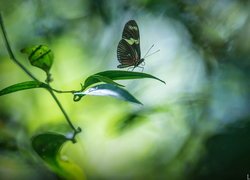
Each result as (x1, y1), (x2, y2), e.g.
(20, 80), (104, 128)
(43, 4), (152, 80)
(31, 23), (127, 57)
(31, 133), (84, 179)
(190, 119), (250, 180)
(32, 133), (69, 165)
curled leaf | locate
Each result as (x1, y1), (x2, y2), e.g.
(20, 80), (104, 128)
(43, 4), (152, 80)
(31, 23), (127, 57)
(21, 45), (53, 73)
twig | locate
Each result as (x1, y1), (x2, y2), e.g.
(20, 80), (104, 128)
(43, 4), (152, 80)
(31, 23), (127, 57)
(47, 88), (81, 143)
(0, 12), (38, 81)
(0, 12), (81, 142)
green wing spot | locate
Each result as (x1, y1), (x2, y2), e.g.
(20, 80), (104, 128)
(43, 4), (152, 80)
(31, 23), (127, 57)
(125, 38), (139, 45)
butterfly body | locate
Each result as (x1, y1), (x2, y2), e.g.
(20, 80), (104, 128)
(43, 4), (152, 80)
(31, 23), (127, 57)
(117, 20), (144, 70)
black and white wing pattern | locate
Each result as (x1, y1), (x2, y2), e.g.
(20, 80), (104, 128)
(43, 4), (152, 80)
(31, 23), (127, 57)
(117, 39), (139, 68)
(117, 20), (142, 69)
(122, 20), (141, 60)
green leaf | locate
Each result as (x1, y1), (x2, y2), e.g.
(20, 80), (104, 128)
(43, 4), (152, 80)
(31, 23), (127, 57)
(20, 45), (53, 73)
(82, 70), (165, 89)
(0, 81), (47, 96)
(83, 74), (125, 89)
(32, 133), (69, 165)
(74, 83), (142, 105)
(32, 132), (85, 179)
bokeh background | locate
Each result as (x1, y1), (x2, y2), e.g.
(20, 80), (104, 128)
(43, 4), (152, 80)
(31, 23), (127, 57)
(0, 0), (250, 179)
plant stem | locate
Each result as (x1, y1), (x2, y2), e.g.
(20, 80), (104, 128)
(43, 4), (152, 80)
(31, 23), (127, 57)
(0, 12), (81, 142)
(50, 87), (77, 94)
(47, 87), (81, 143)
(0, 13), (38, 82)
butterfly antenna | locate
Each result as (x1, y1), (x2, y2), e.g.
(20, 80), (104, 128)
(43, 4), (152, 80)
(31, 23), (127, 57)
(143, 44), (154, 58)
(144, 49), (160, 58)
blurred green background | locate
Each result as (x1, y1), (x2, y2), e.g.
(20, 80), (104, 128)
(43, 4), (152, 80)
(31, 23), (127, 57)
(0, 0), (250, 179)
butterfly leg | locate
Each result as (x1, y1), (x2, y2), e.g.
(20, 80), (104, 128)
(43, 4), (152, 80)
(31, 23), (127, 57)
(127, 66), (134, 71)
(131, 66), (136, 71)
(138, 66), (144, 72)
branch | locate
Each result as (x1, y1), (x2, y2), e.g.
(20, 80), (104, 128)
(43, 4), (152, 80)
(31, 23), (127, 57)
(48, 88), (81, 143)
(0, 12), (81, 142)
(0, 12), (38, 81)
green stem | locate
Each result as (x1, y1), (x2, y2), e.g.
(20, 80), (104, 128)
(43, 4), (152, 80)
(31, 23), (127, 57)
(50, 87), (77, 94)
(0, 12), (81, 142)
(0, 13), (38, 82)
(47, 87), (81, 143)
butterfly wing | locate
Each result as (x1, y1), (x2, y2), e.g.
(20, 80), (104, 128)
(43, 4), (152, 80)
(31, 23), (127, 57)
(122, 20), (141, 60)
(117, 39), (139, 68)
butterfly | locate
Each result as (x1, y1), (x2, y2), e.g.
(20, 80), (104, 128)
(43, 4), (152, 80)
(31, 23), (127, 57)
(117, 20), (158, 71)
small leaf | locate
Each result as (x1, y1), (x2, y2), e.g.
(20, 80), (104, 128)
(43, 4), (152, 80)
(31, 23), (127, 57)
(74, 84), (142, 105)
(32, 132), (85, 179)
(82, 70), (165, 89)
(21, 45), (53, 73)
(0, 81), (47, 96)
